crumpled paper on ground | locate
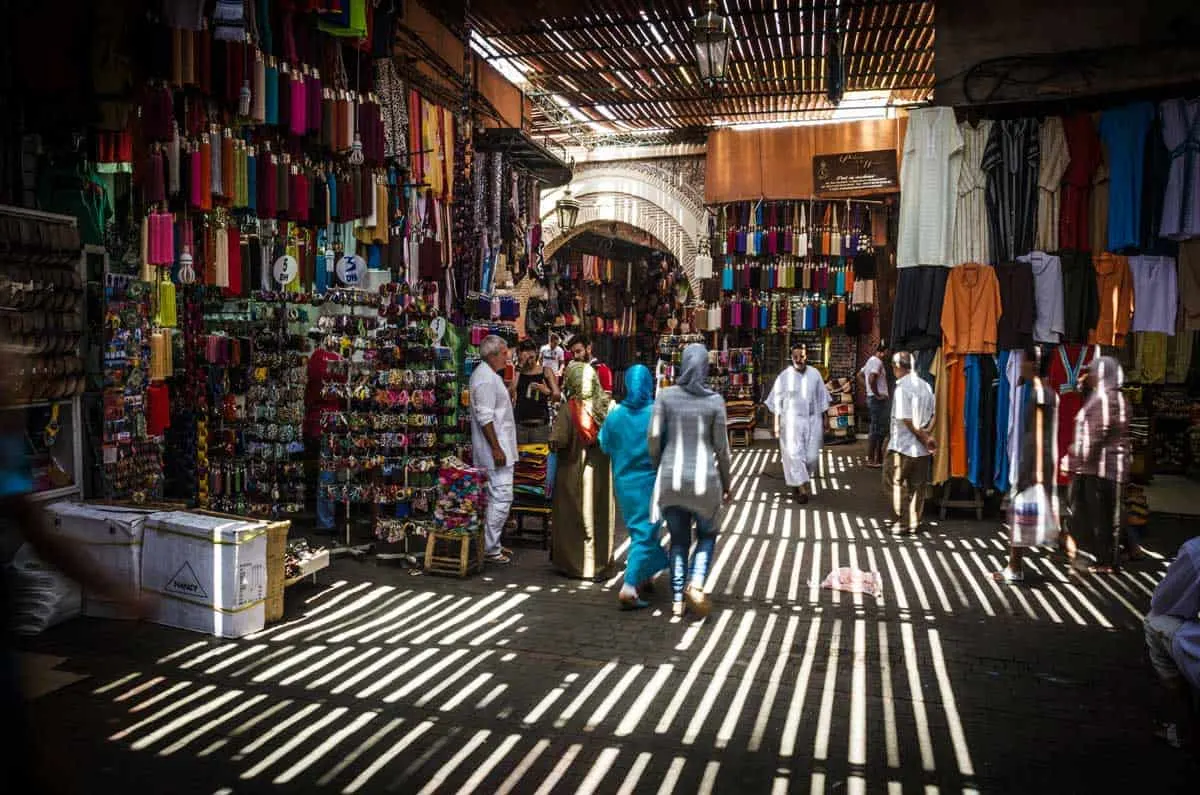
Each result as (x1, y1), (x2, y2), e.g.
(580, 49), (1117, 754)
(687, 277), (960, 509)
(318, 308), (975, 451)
(820, 567), (883, 598)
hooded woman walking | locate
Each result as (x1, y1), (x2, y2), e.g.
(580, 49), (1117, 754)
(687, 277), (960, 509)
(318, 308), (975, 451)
(550, 361), (616, 579)
(600, 364), (667, 609)
(649, 343), (734, 618)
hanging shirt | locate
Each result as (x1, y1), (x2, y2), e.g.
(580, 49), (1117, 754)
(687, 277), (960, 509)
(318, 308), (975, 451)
(1019, 251), (1066, 344)
(941, 262), (1002, 354)
(1059, 113), (1102, 251)
(1177, 241), (1200, 330)
(994, 350), (1014, 491)
(1059, 251), (1100, 344)
(952, 120), (993, 266)
(898, 107), (964, 267)
(1130, 255), (1179, 334)
(1089, 253), (1135, 347)
(995, 260), (1036, 351)
(1098, 102), (1157, 251)
(1159, 98), (1200, 241)
(983, 118), (1041, 264)
(1035, 117), (1070, 252)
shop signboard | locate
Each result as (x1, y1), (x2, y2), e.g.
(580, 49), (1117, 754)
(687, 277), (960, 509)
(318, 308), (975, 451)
(813, 149), (898, 194)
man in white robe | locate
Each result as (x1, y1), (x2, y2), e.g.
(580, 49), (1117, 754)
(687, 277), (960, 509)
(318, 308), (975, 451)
(766, 343), (831, 504)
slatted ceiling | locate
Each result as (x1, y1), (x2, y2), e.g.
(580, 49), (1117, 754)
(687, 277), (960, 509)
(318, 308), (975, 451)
(424, 0), (933, 142)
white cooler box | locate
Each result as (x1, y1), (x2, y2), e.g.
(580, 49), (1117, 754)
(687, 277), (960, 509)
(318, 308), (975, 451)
(46, 502), (150, 619)
(143, 511), (269, 638)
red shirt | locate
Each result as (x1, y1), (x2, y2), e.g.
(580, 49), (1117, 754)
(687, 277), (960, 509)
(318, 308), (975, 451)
(305, 348), (345, 440)
(1059, 114), (1102, 251)
(1046, 343), (1097, 484)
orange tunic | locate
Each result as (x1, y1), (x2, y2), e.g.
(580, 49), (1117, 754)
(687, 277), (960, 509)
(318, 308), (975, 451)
(948, 353), (969, 478)
(1089, 252), (1134, 347)
(941, 262), (1002, 354)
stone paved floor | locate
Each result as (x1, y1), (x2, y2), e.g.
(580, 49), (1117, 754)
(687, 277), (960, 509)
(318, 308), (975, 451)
(20, 442), (1200, 793)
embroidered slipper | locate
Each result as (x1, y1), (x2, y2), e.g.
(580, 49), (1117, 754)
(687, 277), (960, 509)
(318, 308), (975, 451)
(618, 595), (650, 611)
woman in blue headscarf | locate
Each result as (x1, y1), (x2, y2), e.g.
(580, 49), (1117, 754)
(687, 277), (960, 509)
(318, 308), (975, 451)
(599, 364), (667, 609)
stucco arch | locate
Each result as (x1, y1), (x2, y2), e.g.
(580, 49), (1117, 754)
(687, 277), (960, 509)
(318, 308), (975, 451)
(539, 163), (707, 286)
(543, 219), (672, 260)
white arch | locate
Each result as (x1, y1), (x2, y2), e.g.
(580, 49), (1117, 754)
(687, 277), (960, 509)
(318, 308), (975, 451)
(539, 164), (707, 286)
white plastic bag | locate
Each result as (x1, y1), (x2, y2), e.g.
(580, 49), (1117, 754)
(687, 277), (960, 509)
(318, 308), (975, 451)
(6, 544), (80, 635)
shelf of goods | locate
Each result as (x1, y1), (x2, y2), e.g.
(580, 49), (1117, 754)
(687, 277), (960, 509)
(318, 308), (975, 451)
(0, 206), (87, 504)
(316, 284), (466, 551)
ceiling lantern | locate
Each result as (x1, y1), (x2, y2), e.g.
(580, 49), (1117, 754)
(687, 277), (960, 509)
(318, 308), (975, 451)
(693, 0), (732, 87)
(555, 187), (581, 232)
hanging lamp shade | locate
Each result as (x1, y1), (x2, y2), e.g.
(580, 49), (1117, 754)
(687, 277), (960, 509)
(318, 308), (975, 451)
(693, 0), (732, 86)
(556, 187), (580, 232)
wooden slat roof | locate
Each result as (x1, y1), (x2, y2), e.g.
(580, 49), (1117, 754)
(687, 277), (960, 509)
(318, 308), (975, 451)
(422, 0), (934, 145)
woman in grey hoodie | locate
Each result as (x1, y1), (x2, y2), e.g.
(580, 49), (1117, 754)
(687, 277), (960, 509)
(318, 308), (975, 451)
(648, 343), (734, 618)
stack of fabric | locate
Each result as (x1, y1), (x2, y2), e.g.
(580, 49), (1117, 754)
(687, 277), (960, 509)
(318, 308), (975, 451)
(725, 399), (757, 432)
(514, 444), (552, 502)
(825, 377), (856, 444)
(434, 459), (487, 535)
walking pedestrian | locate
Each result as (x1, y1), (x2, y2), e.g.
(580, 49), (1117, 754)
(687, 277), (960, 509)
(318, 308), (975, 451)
(599, 364), (667, 609)
(884, 351), (936, 534)
(1061, 355), (1130, 573)
(995, 346), (1060, 583)
(858, 341), (891, 469)
(649, 343), (733, 618)
(1145, 537), (1200, 749)
(765, 343), (830, 503)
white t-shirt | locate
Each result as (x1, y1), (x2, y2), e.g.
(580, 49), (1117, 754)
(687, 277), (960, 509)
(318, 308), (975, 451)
(859, 356), (889, 399)
(889, 372), (935, 458)
(539, 344), (564, 374)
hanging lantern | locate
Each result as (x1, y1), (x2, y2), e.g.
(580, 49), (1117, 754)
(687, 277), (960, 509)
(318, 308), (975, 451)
(555, 187), (580, 232)
(693, 0), (732, 87)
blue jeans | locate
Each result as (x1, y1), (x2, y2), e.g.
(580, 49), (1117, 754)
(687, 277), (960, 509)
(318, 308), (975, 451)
(663, 507), (717, 601)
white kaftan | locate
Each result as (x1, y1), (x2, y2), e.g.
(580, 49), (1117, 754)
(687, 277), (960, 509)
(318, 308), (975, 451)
(898, 107), (964, 268)
(765, 366), (831, 487)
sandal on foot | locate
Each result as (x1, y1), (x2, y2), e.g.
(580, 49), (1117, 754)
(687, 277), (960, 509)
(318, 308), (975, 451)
(992, 567), (1024, 583)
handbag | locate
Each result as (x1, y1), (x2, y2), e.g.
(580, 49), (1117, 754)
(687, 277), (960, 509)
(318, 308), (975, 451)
(1008, 485), (1060, 547)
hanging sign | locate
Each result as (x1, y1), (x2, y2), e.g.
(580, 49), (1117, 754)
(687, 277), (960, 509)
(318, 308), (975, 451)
(336, 254), (365, 285)
(813, 150), (899, 194)
(272, 255), (298, 285)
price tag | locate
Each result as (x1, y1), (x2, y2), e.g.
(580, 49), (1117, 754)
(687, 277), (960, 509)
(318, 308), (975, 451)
(336, 254), (365, 285)
(273, 255), (298, 285)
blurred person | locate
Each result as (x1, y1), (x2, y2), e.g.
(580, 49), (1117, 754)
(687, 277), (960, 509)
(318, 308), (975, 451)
(569, 334), (613, 394)
(649, 343), (733, 619)
(765, 343), (830, 504)
(1061, 355), (1131, 574)
(539, 333), (565, 377)
(599, 365), (666, 610)
(470, 335), (518, 565)
(1144, 536), (1200, 749)
(509, 339), (560, 445)
(304, 335), (343, 532)
(885, 351), (936, 534)
(995, 345), (1060, 583)
(858, 341), (891, 468)
(0, 345), (145, 793)
(550, 361), (615, 579)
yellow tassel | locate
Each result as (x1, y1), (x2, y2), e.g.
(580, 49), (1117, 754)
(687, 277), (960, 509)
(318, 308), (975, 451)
(156, 278), (177, 328)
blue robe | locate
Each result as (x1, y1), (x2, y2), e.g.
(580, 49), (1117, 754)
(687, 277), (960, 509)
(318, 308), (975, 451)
(599, 366), (667, 587)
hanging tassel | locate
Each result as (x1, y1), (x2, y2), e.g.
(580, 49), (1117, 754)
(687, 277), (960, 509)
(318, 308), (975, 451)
(156, 278), (177, 328)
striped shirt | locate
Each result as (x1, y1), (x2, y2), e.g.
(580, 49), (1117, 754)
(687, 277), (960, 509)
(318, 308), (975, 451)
(984, 118), (1041, 265)
(952, 120), (993, 266)
(1035, 117), (1070, 253)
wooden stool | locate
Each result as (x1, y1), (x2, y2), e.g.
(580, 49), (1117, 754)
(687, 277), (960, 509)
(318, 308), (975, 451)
(938, 479), (985, 521)
(506, 505), (552, 549)
(424, 530), (485, 577)
(729, 428), (752, 448)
